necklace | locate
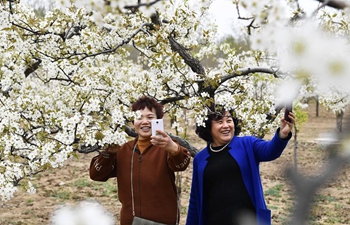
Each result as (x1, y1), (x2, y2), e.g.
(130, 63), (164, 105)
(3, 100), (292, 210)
(209, 142), (230, 152)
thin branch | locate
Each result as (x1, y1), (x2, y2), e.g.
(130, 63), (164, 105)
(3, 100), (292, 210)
(77, 23), (153, 62)
(124, 0), (163, 13)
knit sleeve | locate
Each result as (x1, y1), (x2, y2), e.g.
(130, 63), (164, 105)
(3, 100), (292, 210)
(89, 151), (117, 182)
(167, 142), (191, 172)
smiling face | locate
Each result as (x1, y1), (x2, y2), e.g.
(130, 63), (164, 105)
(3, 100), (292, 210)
(133, 107), (157, 140)
(210, 112), (235, 147)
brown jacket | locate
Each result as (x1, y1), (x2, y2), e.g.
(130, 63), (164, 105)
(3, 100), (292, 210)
(90, 138), (191, 225)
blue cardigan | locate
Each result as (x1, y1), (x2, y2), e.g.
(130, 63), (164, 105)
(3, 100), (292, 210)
(186, 129), (291, 225)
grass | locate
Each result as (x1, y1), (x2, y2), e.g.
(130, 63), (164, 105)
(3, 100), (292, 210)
(90, 179), (118, 198)
(24, 209), (33, 215)
(72, 178), (92, 188)
(265, 184), (284, 198)
(313, 194), (337, 203)
(38, 177), (120, 201)
(26, 199), (34, 205)
(50, 190), (71, 200)
(308, 194), (349, 224)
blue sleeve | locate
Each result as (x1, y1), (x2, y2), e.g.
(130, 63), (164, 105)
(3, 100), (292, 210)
(252, 128), (292, 162)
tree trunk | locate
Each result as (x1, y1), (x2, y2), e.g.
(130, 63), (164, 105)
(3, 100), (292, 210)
(336, 110), (344, 132)
(315, 95), (319, 117)
(294, 124), (298, 171)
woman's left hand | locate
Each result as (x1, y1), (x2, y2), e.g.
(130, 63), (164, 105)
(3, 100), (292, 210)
(279, 112), (295, 139)
(150, 130), (179, 154)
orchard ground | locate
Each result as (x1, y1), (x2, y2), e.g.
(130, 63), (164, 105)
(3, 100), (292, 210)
(1, 101), (350, 225)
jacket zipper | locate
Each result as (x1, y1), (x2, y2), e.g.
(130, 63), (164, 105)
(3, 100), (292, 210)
(138, 153), (142, 216)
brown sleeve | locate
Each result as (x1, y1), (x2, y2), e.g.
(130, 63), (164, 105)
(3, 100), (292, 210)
(89, 152), (117, 182)
(167, 143), (191, 172)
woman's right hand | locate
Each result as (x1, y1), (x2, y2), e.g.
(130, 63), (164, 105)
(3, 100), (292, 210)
(279, 112), (295, 139)
(107, 144), (120, 154)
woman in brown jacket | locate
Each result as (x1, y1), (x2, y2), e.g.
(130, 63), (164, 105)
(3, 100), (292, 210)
(90, 96), (191, 225)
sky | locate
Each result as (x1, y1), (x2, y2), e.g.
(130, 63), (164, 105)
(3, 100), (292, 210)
(206, 0), (323, 39)
(20, 0), (323, 40)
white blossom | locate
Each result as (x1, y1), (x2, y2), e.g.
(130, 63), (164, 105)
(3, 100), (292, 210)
(50, 201), (115, 225)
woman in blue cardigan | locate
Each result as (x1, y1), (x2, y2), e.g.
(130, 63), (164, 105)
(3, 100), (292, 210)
(186, 107), (295, 225)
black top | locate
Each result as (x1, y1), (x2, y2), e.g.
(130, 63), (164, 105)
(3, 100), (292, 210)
(203, 144), (256, 225)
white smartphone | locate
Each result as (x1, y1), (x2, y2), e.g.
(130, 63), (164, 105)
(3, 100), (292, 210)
(151, 119), (164, 136)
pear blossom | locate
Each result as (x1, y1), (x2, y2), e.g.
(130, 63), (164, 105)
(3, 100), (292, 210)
(50, 201), (115, 225)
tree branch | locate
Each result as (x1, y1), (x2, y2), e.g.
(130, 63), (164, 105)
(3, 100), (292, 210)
(168, 34), (206, 75)
(220, 67), (281, 84)
(24, 58), (42, 77)
(287, 119), (350, 225)
(315, 0), (349, 9)
(286, 152), (350, 225)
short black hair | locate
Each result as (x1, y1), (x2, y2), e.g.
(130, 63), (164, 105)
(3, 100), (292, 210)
(131, 96), (164, 119)
(195, 108), (241, 143)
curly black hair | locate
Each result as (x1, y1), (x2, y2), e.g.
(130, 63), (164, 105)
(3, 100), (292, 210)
(195, 108), (241, 143)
